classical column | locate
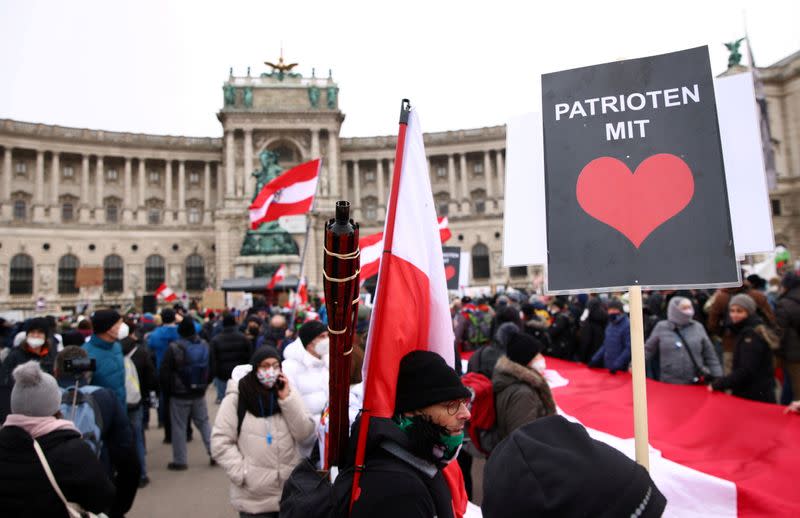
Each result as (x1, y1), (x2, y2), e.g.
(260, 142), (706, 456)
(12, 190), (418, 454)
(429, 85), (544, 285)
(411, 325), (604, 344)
(95, 156), (104, 215)
(327, 130), (339, 198)
(376, 158), (386, 219)
(165, 160), (173, 223)
(447, 154), (457, 214)
(352, 160), (362, 218)
(177, 160), (186, 223)
(483, 150), (494, 211)
(225, 130), (235, 198)
(243, 129), (253, 199)
(137, 159), (146, 224)
(50, 152), (60, 206)
(79, 155), (90, 222)
(341, 161), (349, 202)
(2, 148), (11, 199)
(203, 161), (211, 224)
(311, 129), (322, 195)
(459, 153), (469, 213)
(495, 149), (505, 197)
(216, 162), (224, 206)
(122, 157), (133, 222)
(34, 150), (44, 204)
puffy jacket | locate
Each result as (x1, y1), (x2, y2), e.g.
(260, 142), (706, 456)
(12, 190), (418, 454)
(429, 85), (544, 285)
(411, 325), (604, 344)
(492, 356), (556, 442)
(590, 315), (631, 372)
(146, 325), (179, 371)
(645, 320), (723, 384)
(210, 327), (252, 380)
(83, 335), (126, 407)
(774, 288), (800, 362)
(281, 338), (328, 422)
(210, 378), (315, 514)
(0, 426), (115, 517)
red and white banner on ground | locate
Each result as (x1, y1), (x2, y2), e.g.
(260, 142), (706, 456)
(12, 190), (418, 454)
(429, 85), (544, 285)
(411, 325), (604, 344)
(534, 358), (800, 517)
(154, 283), (177, 302)
(267, 264), (287, 290)
(248, 158), (321, 229)
(359, 216), (452, 281)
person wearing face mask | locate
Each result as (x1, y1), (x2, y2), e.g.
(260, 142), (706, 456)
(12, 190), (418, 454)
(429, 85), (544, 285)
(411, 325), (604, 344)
(0, 318), (59, 422)
(645, 297), (723, 385)
(82, 309), (128, 409)
(211, 346), (314, 518)
(255, 314), (289, 351)
(348, 350), (472, 518)
(492, 331), (556, 444)
(281, 321), (330, 458)
(589, 299), (632, 373)
(709, 294), (778, 403)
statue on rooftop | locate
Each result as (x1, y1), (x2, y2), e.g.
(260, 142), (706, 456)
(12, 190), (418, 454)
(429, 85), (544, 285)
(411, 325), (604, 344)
(326, 86), (338, 109)
(243, 87), (253, 108)
(308, 85), (320, 108)
(223, 83), (236, 106)
(725, 38), (746, 68)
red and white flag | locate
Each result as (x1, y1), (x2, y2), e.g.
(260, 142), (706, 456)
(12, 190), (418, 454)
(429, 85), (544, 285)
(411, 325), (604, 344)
(353, 107), (466, 516)
(267, 264), (287, 290)
(359, 216), (452, 281)
(518, 357), (800, 518)
(297, 276), (308, 306)
(155, 283), (177, 302)
(248, 158), (321, 229)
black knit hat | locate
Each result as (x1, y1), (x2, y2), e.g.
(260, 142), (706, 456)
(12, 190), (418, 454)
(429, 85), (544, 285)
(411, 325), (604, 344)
(25, 317), (50, 335)
(160, 308), (176, 324)
(298, 321), (327, 348)
(507, 332), (544, 366)
(483, 416), (666, 518)
(251, 346), (280, 368)
(607, 299), (624, 312)
(395, 350), (471, 414)
(91, 309), (121, 335)
(178, 318), (196, 338)
(222, 313), (237, 327)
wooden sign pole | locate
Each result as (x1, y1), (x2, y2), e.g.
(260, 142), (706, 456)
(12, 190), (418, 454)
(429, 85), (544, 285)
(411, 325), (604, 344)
(628, 284), (650, 470)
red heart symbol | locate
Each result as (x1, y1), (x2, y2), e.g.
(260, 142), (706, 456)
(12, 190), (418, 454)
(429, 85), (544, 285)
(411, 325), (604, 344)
(445, 265), (457, 280)
(576, 154), (694, 248)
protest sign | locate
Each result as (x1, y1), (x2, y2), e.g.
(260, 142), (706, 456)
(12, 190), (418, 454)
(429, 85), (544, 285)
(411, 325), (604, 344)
(442, 246), (461, 290)
(201, 290), (226, 311)
(541, 46), (738, 292)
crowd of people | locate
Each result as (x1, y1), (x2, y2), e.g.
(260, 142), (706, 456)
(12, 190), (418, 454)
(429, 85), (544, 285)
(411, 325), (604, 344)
(0, 269), (798, 517)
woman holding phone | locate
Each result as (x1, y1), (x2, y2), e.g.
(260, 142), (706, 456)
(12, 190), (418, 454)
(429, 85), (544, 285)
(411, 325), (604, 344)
(211, 346), (315, 518)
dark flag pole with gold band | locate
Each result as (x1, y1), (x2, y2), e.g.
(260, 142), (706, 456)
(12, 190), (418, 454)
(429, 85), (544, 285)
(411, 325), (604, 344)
(322, 200), (360, 470)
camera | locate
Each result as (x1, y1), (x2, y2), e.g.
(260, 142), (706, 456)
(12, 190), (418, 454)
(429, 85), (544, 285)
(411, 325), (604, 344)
(64, 357), (96, 375)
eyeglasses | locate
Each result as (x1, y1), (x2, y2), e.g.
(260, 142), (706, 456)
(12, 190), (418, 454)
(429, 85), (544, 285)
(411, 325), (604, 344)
(442, 398), (471, 416)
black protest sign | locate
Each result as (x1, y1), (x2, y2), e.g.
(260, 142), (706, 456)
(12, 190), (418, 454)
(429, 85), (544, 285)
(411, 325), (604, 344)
(442, 246), (461, 290)
(541, 46), (738, 292)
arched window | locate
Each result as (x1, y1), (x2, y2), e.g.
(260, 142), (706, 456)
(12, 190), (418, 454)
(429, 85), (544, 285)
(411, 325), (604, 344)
(10, 254), (33, 295)
(472, 243), (490, 280)
(185, 254), (205, 291)
(104, 255), (124, 293)
(58, 254), (80, 294)
(145, 255), (165, 292)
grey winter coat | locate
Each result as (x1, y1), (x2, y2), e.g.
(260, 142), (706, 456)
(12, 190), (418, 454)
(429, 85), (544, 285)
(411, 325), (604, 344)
(645, 320), (722, 384)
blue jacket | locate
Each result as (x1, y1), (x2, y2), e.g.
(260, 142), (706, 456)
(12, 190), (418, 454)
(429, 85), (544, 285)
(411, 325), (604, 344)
(83, 335), (126, 407)
(590, 314), (631, 372)
(147, 325), (179, 370)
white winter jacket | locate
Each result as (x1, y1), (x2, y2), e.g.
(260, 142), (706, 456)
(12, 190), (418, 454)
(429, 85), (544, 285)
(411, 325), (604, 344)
(210, 376), (315, 514)
(281, 338), (329, 422)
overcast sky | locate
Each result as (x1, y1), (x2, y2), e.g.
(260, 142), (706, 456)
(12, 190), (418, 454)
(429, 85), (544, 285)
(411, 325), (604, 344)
(1, 0), (798, 138)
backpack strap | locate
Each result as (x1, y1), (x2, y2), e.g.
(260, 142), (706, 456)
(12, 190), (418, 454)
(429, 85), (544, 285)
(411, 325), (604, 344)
(673, 324), (705, 379)
(32, 438), (84, 518)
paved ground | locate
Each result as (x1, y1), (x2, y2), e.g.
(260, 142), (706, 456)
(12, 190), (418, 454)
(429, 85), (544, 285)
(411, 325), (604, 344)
(129, 388), (486, 517)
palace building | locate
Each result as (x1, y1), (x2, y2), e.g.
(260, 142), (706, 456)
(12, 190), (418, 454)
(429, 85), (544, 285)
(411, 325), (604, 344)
(0, 49), (797, 312)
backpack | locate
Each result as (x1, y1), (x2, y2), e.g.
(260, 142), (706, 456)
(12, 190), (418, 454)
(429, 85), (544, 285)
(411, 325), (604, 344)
(124, 347), (142, 407)
(174, 339), (210, 391)
(60, 385), (104, 457)
(460, 371), (497, 455)
(465, 310), (493, 348)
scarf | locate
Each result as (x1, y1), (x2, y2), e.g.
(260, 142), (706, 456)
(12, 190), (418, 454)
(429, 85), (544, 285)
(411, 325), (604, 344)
(3, 415), (78, 438)
(237, 370), (281, 420)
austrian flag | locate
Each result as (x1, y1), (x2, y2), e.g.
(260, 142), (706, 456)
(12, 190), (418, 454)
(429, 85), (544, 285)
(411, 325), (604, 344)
(155, 283), (177, 302)
(249, 158), (321, 229)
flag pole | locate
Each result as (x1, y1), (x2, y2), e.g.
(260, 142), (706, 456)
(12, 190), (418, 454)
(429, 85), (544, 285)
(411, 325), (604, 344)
(349, 99), (411, 511)
(288, 159), (322, 330)
(629, 284), (650, 470)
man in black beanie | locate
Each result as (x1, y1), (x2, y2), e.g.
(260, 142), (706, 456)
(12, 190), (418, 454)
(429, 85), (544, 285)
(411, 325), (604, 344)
(159, 316), (213, 470)
(483, 415), (666, 518)
(349, 350), (472, 518)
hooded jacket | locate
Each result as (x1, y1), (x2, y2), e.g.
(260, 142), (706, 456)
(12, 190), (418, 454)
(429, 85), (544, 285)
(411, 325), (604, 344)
(83, 335), (126, 407)
(492, 356), (556, 441)
(210, 374), (315, 514)
(711, 319), (777, 403)
(590, 314), (631, 372)
(348, 417), (455, 518)
(281, 338), (328, 422)
(0, 426), (116, 517)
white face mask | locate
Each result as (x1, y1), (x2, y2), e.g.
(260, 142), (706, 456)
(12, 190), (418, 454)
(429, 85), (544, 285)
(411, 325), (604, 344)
(314, 338), (330, 357)
(530, 357), (547, 374)
(26, 337), (45, 348)
(116, 323), (130, 341)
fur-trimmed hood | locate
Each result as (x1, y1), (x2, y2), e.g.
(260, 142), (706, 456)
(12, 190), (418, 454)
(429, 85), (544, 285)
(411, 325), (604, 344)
(493, 356), (556, 414)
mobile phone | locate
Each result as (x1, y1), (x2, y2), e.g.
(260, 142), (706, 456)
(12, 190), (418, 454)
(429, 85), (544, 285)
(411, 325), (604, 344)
(275, 376), (285, 391)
